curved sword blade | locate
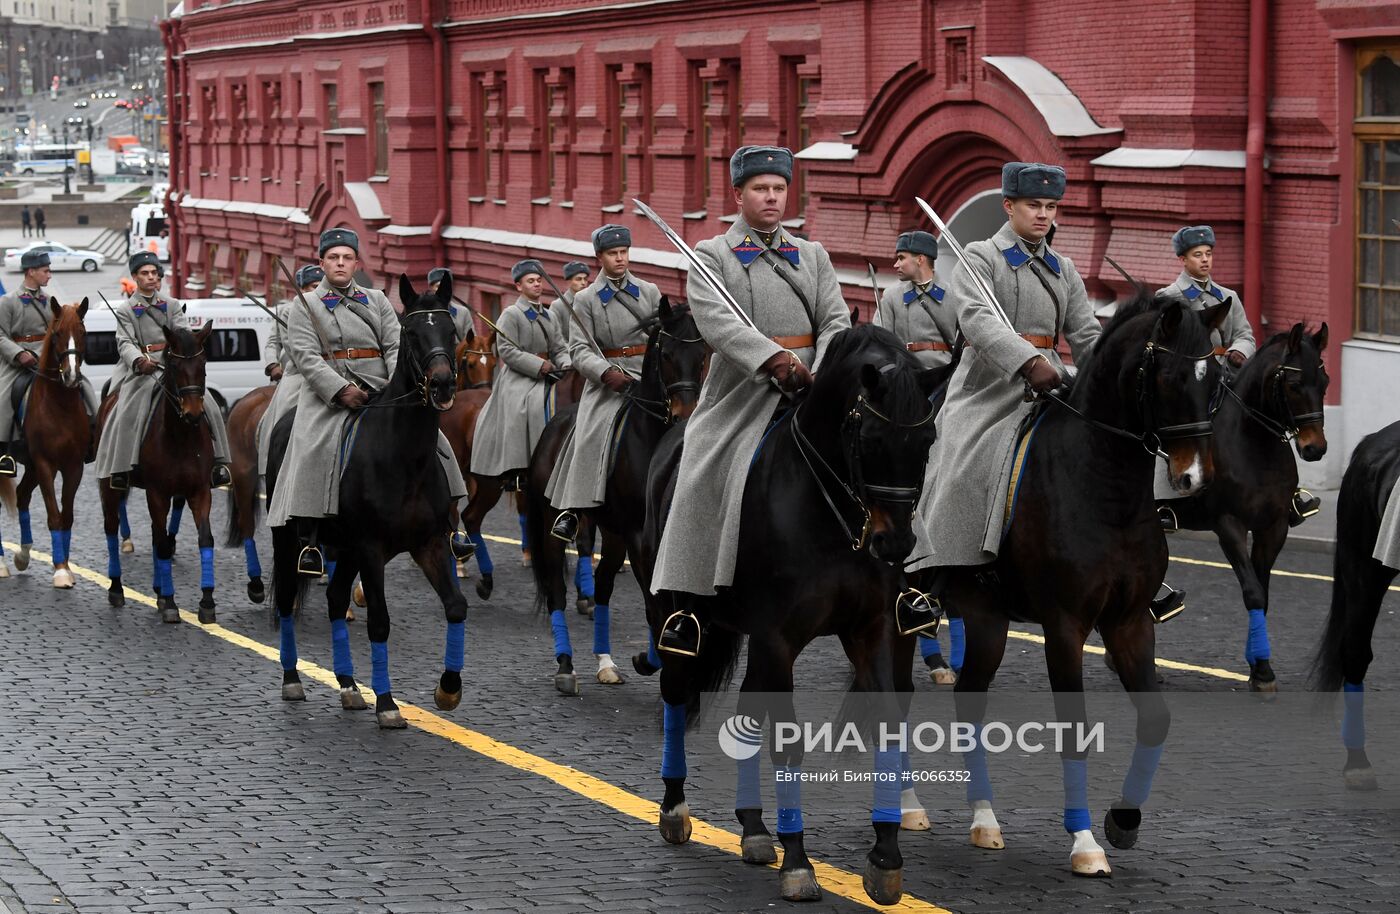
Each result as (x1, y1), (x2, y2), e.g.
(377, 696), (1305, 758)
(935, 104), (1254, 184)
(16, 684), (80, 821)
(633, 198), (757, 332)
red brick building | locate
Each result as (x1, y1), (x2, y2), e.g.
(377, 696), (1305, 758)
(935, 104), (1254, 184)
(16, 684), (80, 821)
(163, 0), (1399, 484)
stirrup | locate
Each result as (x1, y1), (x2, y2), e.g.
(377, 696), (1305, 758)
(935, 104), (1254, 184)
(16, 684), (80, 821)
(657, 610), (702, 658)
(895, 587), (943, 636)
(297, 544), (325, 578)
(550, 511), (579, 543)
(0, 453), (15, 477)
(211, 464), (232, 489)
(1289, 488), (1320, 527)
(449, 531), (476, 561)
(1157, 504), (1179, 534)
(1149, 586), (1186, 624)
(109, 472), (130, 493)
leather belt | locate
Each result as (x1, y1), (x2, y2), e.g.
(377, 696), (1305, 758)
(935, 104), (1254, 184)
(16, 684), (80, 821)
(535, 352), (549, 360)
(14, 334), (46, 343)
(772, 334), (815, 349)
(602, 344), (648, 359)
(143, 343), (166, 353)
(1211, 346), (1227, 357)
(331, 347), (381, 360)
(1021, 334), (1055, 349)
(907, 341), (951, 353)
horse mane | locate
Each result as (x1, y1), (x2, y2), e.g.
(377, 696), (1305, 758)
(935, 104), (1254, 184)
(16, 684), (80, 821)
(1093, 291), (1162, 350)
(811, 323), (923, 415)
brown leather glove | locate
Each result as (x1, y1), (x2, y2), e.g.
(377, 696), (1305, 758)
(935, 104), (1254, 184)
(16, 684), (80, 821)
(1226, 350), (1247, 368)
(334, 384), (369, 409)
(1020, 355), (1062, 393)
(135, 356), (158, 376)
(15, 350), (37, 369)
(762, 350), (812, 393)
(601, 367), (632, 393)
(538, 360), (556, 378)
(265, 362), (283, 381)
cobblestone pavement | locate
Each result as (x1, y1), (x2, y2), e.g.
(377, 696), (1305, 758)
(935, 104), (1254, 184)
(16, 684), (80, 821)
(1, 473), (1397, 914)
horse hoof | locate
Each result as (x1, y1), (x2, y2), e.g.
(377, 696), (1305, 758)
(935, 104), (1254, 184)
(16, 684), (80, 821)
(108, 589), (125, 608)
(930, 666), (957, 686)
(970, 823), (1004, 849)
(1104, 806), (1141, 850)
(13, 550), (29, 572)
(596, 664), (625, 685)
(1345, 766), (1379, 792)
(376, 709), (408, 729)
(476, 574), (493, 601)
(1070, 832), (1112, 877)
(198, 607), (216, 625)
(577, 597), (594, 617)
(161, 605), (181, 624)
(659, 803), (691, 844)
(862, 860), (902, 906)
(121, 538), (134, 554)
(52, 568), (75, 589)
(341, 688), (368, 711)
(741, 834), (777, 865)
(554, 672), (580, 696)
(0, 561), (8, 579)
(352, 582), (365, 607)
(345, 606), (356, 623)
(631, 652), (660, 677)
(456, 560), (468, 578)
(521, 555), (532, 569)
(1249, 677), (1279, 698)
(247, 577), (265, 604)
(434, 685), (462, 711)
(281, 682), (306, 702)
(779, 868), (822, 902)
(901, 808), (931, 831)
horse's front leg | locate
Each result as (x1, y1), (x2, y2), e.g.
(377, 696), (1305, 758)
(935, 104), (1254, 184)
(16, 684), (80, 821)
(1214, 514), (1275, 695)
(99, 479), (125, 605)
(56, 457), (81, 590)
(271, 523), (306, 701)
(462, 474), (499, 599)
(573, 516), (596, 615)
(189, 488), (216, 623)
(1100, 609), (1170, 857)
(358, 553), (405, 729)
(33, 459), (73, 589)
(756, 644), (822, 903)
(12, 466), (35, 571)
(1043, 619), (1110, 877)
(951, 590), (1010, 853)
(588, 528), (628, 686)
(325, 551), (367, 711)
(409, 535), (470, 711)
(147, 489), (178, 623)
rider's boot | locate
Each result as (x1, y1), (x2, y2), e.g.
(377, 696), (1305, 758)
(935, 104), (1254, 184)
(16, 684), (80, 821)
(1157, 503), (1179, 533)
(550, 510), (579, 543)
(297, 518), (325, 577)
(0, 444), (15, 478)
(658, 607), (703, 657)
(211, 463), (232, 489)
(1289, 488), (1321, 527)
(1149, 582), (1186, 624)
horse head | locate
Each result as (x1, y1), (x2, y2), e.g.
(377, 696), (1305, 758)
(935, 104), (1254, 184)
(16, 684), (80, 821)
(161, 321), (214, 426)
(44, 296), (88, 389)
(456, 326), (496, 390)
(643, 296), (706, 422)
(807, 324), (949, 564)
(1275, 322), (1329, 461)
(398, 273), (457, 412)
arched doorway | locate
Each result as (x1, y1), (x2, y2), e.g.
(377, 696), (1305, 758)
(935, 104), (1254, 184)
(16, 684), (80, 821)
(935, 188), (1003, 280)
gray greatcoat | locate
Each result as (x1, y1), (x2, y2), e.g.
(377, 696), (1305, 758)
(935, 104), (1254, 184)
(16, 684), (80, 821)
(0, 284), (99, 441)
(449, 302), (474, 343)
(873, 279), (959, 369)
(94, 291), (231, 480)
(545, 271), (660, 510)
(908, 222), (1101, 570)
(256, 302), (304, 476)
(1156, 272), (1256, 360)
(1374, 481), (1400, 570)
(265, 280), (467, 525)
(469, 297), (572, 478)
(651, 220), (851, 596)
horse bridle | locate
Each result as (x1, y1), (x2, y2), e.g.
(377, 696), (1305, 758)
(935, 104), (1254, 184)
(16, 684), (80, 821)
(622, 323), (704, 425)
(162, 344), (208, 402)
(1218, 360), (1323, 443)
(457, 346), (494, 389)
(374, 308), (455, 409)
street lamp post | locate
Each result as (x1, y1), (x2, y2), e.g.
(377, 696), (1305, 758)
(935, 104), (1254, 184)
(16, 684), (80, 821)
(60, 118), (70, 195)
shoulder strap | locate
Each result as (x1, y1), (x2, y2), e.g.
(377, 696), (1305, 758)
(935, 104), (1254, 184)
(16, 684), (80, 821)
(757, 249), (818, 336)
(910, 287), (948, 344)
(609, 285), (653, 328)
(1024, 260), (1063, 348)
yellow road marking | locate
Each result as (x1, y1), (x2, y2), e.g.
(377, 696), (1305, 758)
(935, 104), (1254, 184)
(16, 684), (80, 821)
(1002, 629), (1249, 682)
(3, 542), (953, 914)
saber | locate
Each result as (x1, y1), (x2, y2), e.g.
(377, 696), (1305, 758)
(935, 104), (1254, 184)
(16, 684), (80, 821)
(913, 197), (1016, 334)
(633, 198), (758, 332)
(452, 295), (570, 384)
(274, 258), (373, 391)
(1102, 254), (1147, 297)
(866, 262), (881, 312)
(240, 289), (289, 329)
(536, 270), (639, 381)
(97, 290), (161, 373)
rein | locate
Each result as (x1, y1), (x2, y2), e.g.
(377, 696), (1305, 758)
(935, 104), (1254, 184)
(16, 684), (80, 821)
(356, 308), (455, 411)
(620, 323), (705, 424)
(1216, 363), (1322, 443)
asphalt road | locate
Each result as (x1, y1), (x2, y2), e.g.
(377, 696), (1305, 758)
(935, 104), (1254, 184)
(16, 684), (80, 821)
(0, 467), (1396, 914)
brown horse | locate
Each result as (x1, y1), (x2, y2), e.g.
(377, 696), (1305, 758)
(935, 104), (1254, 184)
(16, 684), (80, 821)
(223, 384), (274, 602)
(99, 322), (220, 624)
(456, 327), (496, 390)
(7, 298), (91, 588)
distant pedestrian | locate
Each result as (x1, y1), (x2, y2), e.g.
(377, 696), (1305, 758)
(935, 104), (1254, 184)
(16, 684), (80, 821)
(20, 206), (31, 238)
(33, 207), (46, 237)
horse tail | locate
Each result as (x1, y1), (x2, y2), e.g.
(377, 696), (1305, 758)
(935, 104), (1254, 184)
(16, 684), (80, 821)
(0, 477), (14, 516)
(223, 480), (262, 548)
(685, 624), (745, 727)
(525, 472), (554, 615)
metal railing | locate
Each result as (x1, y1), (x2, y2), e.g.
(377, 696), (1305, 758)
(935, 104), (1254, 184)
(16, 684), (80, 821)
(87, 227), (130, 262)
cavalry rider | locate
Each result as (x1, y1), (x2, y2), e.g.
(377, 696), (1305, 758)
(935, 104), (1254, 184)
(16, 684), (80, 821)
(561, 261), (591, 305)
(469, 259), (572, 492)
(652, 145), (851, 656)
(94, 251), (232, 492)
(546, 225), (661, 542)
(266, 228), (467, 576)
(874, 230), (958, 369)
(0, 249), (100, 476)
(427, 267), (474, 343)
(256, 264), (322, 479)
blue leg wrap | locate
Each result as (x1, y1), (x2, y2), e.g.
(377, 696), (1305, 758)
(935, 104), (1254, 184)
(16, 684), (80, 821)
(593, 604), (611, 655)
(575, 552), (595, 599)
(199, 546), (215, 590)
(152, 556), (172, 597)
(470, 532), (493, 575)
(776, 767), (804, 834)
(279, 615), (297, 671)
(444, 621), (466, 673)
(1062, 758), (1091, 834)
(1343, 681), (1366, 750)
(873, 747), (902, 824)
(105, 533), (121, 580)
(646, 634), (661, 670)
(330, 618), (353, 678)
(50, 530), (65, 566)
(168, 503), (183, 537)
(661, 702), (687, 779)
(735, 751), (761, 809)
(964, 723), (993, 804)
(517, 514), (529, 551)
(919, 632), (943, 660)
(900, 750), (914, 790)
(949, 617), (966, 671)
(118, 500), (131, 538)
(1245, 608), (1271, 664)
(325, 559), (337, 582)
(18, 510), (32, 545)
(550, 608), (572, 658)
(1121, 741), (1165, 807)
(243, 538), (262, 579)
(62, 530), (71, 559)
(370, 640), (391, 696)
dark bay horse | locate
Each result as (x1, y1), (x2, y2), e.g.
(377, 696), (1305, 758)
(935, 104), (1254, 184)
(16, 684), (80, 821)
(99, 321), (220, 624)
(1166, 323), (1329, 692)
(224, 383), (274, 602)
(266, 275), (469, 729)
(643, 324), (950, 905)
(1313, 419), (1400, 792)
(524, 298), (705, 694)
(943, 296), (1229, 878)
(7, 298), (90, 589)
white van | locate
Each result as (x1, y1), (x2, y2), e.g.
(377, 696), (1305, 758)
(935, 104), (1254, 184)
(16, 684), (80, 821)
(129, 202), (170, 263)
(83, 298), (277, 414)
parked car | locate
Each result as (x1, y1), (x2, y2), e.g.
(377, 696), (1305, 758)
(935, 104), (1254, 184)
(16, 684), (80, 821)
(3, 242), (106, 273)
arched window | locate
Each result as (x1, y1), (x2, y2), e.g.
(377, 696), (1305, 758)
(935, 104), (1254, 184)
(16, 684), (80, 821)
(1356, 46), (1400, 339)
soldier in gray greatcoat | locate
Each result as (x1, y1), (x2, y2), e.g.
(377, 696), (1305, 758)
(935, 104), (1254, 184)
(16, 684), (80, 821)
(0, 250), (101, 476)
(94, 251), (232, 492)
(469, 259), (572, 489)
(545, 225), (661, 542)
(874, 230), (958, 369)
(562, 261), (591, 306)
(651, 145), (851, 655)
(428, 267), (474, 342)
(266, 228), (467, 575)
(255, 264), (321, 477)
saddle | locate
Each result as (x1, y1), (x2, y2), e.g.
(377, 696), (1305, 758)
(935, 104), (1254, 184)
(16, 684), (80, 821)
(1002, 400), (1053, 539)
